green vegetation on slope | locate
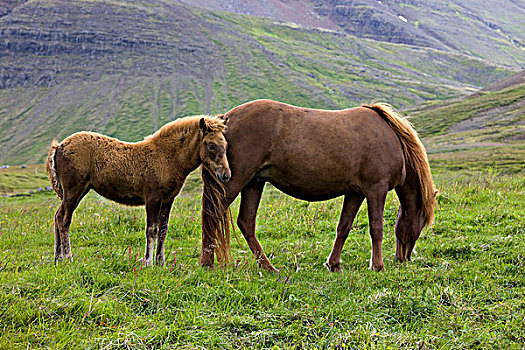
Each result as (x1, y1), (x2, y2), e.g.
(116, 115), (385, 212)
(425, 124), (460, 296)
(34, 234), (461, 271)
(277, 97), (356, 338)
(0, 165), (49, 195)
(0, 0), (515, 165)
(408, 83), (525, 138)
(405, 81), (524, 177)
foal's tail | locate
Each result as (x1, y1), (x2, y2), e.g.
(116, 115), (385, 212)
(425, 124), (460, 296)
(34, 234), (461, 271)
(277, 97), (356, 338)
(45, 140), (63, 200)
(363, 103), (436, 227)
(201, 167), (231, 265)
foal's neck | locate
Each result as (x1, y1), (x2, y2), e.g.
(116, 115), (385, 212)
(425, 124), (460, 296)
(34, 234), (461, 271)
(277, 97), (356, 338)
(155, 125), (203, 176)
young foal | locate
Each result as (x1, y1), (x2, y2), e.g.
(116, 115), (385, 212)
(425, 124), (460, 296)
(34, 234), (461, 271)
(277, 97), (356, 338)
(46, 116), (230, 266)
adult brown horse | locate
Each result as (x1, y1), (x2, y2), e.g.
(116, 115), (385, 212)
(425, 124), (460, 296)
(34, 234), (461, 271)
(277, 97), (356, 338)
(46, 116), (231, 266)
(200, 99), (436, 271)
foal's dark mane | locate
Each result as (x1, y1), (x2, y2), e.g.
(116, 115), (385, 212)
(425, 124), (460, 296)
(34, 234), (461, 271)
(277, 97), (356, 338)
(145, 115), (226, 141)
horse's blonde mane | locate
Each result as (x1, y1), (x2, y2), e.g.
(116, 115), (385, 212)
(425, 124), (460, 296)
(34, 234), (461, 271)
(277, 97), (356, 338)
(145, 115), (226, 141)
(362, 103), (437, 227)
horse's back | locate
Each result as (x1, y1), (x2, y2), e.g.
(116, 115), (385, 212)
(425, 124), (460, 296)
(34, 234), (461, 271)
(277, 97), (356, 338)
(225, 100), (406, 200)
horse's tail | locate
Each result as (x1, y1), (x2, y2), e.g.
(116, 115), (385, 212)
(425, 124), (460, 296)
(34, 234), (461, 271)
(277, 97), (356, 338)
(201, 166), (232, 265)
(363, 103), (436, 227)
(45, 140), (63, 200)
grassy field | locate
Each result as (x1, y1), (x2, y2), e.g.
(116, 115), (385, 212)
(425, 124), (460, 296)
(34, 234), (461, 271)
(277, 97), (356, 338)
(0, 156), (524, 349)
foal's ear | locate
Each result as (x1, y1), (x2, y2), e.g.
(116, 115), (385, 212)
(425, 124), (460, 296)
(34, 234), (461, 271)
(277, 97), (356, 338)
(199, 117), (208, 135)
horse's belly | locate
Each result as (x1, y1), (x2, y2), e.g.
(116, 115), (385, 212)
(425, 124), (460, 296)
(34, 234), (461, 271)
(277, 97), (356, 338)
(257, 166), (361, 201)
(270, 181), (348, 201)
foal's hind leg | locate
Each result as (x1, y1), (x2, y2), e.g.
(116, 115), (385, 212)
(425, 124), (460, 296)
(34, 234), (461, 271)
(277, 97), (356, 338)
(155, 198), (174, 266)
(144, 198), (162, 266)
(365, 186), (389, 271)
(54, 204), (65, 261)
(325, 193), (364, 272)
(54, 185), (90, 262)
(237, 179), (277, 272)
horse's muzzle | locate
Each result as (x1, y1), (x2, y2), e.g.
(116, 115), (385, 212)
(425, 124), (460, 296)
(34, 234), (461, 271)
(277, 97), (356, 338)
(217, 168), (231, 183)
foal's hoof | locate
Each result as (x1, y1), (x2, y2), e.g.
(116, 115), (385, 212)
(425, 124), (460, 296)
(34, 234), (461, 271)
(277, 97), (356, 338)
(139, 258), (154, 267)
(55, 254), (73, 264)
(324, 262), (341, 272)
(199, 260), (214, 269)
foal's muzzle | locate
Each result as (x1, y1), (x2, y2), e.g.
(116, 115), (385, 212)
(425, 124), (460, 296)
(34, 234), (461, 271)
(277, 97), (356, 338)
(216, 168), (231, 183)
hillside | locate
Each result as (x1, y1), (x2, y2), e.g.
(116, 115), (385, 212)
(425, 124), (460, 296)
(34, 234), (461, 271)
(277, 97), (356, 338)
(0, 0), (517, 165)
(180, 0), (525, 68)
(407, 71), (525, 175)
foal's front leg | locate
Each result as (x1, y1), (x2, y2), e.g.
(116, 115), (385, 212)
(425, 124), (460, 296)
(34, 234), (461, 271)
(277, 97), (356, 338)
(155, 199), (174, 266)
(144, 198), (162, 266)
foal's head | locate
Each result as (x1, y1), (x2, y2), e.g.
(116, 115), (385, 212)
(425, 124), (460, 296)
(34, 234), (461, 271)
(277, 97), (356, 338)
(199, 117), (231, 183)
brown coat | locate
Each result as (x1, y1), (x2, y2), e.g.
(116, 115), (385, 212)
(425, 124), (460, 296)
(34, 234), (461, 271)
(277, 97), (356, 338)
(201, 99), (436, 271)
(46, 116), (230, 266)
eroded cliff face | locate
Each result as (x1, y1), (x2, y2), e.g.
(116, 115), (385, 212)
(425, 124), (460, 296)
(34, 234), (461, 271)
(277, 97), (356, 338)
(0, 1), (223, 89)
(0, 0), (517, 165)
(0, 0), (28, 17)
(321, 2), (430, 47)
(181, 0), (525, 68)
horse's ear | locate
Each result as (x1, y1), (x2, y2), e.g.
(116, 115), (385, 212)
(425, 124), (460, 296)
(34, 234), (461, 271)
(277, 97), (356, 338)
(200, 117), (208, 135)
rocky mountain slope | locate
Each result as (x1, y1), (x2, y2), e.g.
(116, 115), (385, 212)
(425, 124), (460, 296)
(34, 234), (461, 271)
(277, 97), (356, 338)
(0, 0), (519, 164)
(180, 0), (525, 68)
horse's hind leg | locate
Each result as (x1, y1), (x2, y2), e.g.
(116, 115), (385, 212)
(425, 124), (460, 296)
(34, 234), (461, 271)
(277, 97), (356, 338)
(325, 193), (364, 272)
(155, 198), (174, 266)
(144, 198), (162, 266)
(365, 186), (389, 271)
(237, 179), (277, 272)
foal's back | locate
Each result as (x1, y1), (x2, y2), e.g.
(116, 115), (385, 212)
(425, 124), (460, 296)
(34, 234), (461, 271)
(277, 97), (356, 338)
(55, 131), (155, 205)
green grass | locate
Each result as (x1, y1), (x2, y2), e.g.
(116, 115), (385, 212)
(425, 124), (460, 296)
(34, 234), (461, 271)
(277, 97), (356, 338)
(0, 165), (50, 196)
(0, 165), (523, 349)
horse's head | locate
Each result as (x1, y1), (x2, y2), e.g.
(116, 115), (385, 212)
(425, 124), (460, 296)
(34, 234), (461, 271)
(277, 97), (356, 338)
(395, 189), (438, 262)
(199, 117), (231, 183)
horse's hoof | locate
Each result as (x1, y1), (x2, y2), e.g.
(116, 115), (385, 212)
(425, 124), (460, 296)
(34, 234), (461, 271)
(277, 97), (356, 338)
(369, 264), (385, 272)
(260, 262), (278, 272)
(266, 265), (278, 273)
(324, 262), (341, 272)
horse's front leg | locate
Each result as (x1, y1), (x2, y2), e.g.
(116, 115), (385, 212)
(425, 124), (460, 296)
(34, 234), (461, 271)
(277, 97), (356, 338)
(365, 187), (388, 271)
(155, 199), (174, 266)
(237, 180), (277, 272)
(325, 193), (364, 272)
(144, 198), (162, 266)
